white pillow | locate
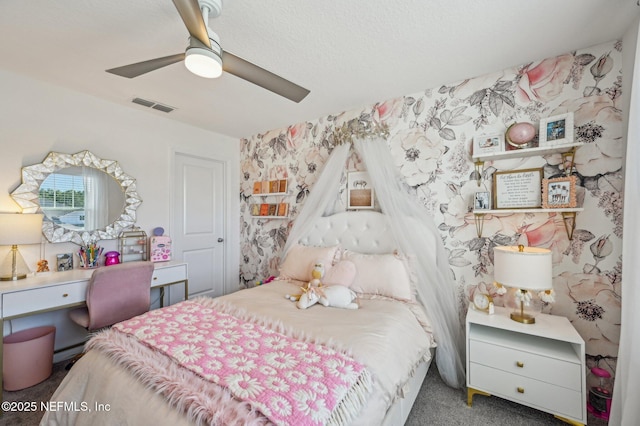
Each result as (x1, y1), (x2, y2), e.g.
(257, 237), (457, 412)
(342, 250), (413, 301)
(279, 244), (340, 282)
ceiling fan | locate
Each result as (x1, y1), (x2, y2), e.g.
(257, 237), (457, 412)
(106, 0), (310, 103)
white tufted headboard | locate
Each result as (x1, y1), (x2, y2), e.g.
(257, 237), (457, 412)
(298, 211), (397, 254)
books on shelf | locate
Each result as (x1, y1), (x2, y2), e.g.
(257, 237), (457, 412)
(252, 178), (288, 194)
(251, 202), (290, 217)
(277, 202), (289, 216)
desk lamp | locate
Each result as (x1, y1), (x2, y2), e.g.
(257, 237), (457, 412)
(493, 244), (552, 324)
(0, 213), (44, 281)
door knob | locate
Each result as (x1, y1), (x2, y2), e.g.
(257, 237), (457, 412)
(217, 238), (224, 242)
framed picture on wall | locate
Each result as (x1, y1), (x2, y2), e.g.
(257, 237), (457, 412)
(542, 176), (577, 208)
(539, 113), (574, 147)
(473, 133), (503, 156)
(473, 191), (492, 210)
(492, 168), (543, 209)
(347, 171), (374, 209)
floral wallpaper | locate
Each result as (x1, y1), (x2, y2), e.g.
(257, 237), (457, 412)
(240, 40), (623, 379)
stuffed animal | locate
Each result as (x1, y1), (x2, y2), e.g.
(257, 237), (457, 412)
(318, 285), (359, 309)
(309, 262), (325, 286)
(297, 285), (359, 310)
(286, 261), (325, 302)
(296, 285), (321, 309)
(36, 259), (49, 273)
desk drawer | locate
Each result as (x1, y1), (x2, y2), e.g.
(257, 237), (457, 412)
(152, 264), (187, 287)
(3, 282), (88, 318)
(469, 362), (583, 420)
(470, 339), (581, 391)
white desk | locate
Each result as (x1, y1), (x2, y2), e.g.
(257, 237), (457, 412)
(0, 261), (188, 396)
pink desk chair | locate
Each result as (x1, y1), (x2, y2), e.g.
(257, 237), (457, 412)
(67, 261), (154, 367)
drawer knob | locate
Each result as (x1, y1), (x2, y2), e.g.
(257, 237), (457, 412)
(62, 293), (69, 297)
(153, 277), (158, 280)
(517, 387), (524, 394)
(516, 361), (524, 368)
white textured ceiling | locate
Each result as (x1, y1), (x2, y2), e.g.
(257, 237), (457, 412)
(0, 0), (638, 139)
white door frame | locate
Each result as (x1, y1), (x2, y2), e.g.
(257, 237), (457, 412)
(169, 147), (240, 297)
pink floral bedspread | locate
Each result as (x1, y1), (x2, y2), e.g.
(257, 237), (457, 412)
(111, 298), (371, 426)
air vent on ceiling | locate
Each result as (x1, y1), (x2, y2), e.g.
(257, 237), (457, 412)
(131, 97), (175, 113)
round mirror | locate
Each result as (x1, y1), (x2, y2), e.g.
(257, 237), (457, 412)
(38, 166), (125, 232)
(10, 151), (142, 245)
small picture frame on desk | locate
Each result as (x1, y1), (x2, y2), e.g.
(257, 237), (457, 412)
(542, 176), (577, 208)
(56, 253), (73, 271)
(539, 113), (574, 147)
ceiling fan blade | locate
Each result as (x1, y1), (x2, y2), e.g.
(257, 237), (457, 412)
(106, 53), (186, 78)
(171, 0), (211, 49)
(222, 51), (310, 103)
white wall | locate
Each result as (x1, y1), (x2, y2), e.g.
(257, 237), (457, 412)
(0, 69), (240, 359)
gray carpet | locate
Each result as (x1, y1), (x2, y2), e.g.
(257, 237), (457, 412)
(2, 360), (608, 425)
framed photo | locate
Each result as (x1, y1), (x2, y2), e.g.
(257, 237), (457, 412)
(473, 133), (503, 156)
(474, 191), (491, 210)
(347, 171), (374, 209)
(539, 113), (574, 147)
(542, 176), (577, 208)
(492, 168), (543, 209)
(57, 253), (73, 271)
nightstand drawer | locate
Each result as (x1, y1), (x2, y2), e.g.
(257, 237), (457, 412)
(470, 363), (583, 420)
(3, 282), (88, 318)
(151, 264), (187, 287)
(470, 339), (581, 391)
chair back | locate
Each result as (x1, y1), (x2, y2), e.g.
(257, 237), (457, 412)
(85, 261), (154, 330)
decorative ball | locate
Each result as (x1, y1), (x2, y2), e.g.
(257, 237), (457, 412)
(506, 122), (536, 147)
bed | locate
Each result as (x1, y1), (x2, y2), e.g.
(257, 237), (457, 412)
(41, 211), (436, 426)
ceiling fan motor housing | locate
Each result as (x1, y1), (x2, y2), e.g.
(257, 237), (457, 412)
(200, 0), (224, 19)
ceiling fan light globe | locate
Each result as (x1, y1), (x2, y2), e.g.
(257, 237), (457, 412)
(185, 47), (223, 78)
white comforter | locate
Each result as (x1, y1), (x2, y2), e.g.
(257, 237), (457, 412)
(41, 280), (434, 426)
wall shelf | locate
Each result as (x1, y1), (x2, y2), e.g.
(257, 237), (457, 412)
(472, 142), (583, 163)
(251, 216), (289, 220)
(251, 191), (288, 197)
(472, 208), (583, 240)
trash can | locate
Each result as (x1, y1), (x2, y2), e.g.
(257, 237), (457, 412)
(3, 326), (56, 391)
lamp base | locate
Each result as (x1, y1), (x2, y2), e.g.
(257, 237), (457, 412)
(0, 245), (31, 281)
(510, 312), (536, 324)
(0, 273), (27, 281)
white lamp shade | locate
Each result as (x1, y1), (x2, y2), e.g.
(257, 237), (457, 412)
(494, 245), (552, 291)
(0, 213), (43, 245)
(185, 47), (223, 78)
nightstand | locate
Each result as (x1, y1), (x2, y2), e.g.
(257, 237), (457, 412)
(466, 305), (586, 426)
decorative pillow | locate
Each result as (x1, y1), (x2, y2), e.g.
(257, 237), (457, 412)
(342, 250), (413, 301)
(279, 244), (340, 282)
(323, 260), (357, 287)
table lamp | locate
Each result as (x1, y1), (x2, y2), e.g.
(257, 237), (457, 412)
(0, 213), (44, 281)
(493, 244), (552, 324)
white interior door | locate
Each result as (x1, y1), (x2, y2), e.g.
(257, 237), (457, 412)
(172, 152), (225, 300)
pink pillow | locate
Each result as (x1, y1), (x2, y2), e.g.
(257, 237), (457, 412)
(323, 260), (357, 287)
(279, 244), (340, 282)
(343, 250), (413, 301)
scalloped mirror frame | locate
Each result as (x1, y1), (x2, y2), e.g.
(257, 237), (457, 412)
(10, 150), (142, 245)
